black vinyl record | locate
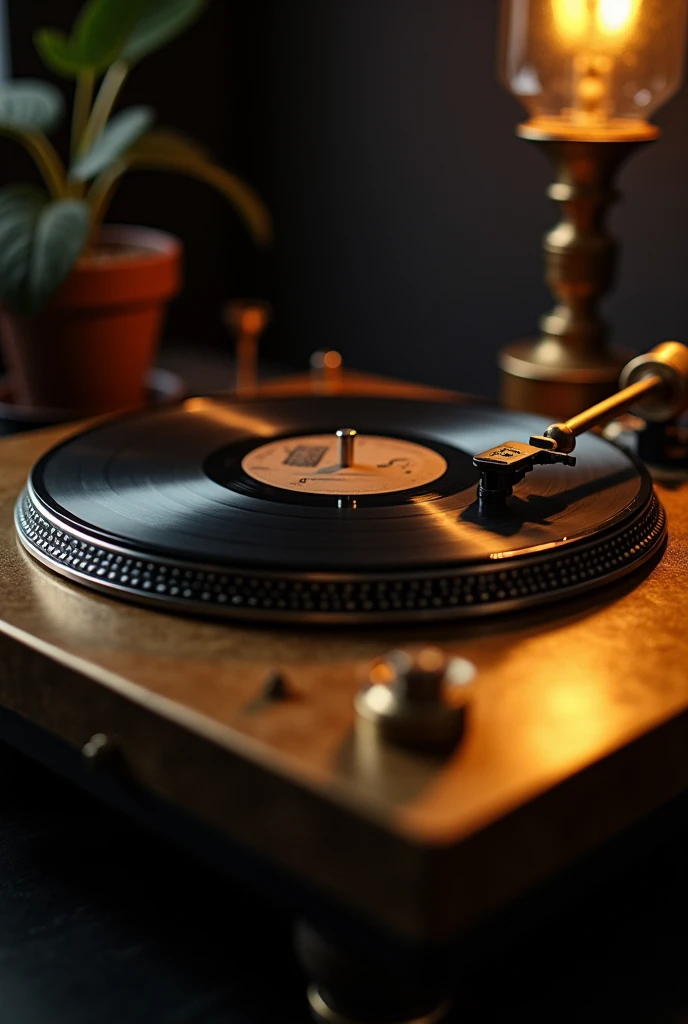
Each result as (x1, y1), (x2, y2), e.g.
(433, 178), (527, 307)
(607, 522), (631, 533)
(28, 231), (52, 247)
(16, 395), (665, 623)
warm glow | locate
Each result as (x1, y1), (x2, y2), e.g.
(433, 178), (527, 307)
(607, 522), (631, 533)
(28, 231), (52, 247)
(369, 660), (396, 685)
(240, 308), (267, 334)
(183, 397), (275, 436)
(553, 0), (640, 46)
(323, 350), (342, 370)
(554, 0), (587, 41)
(598, 0), (639, 35)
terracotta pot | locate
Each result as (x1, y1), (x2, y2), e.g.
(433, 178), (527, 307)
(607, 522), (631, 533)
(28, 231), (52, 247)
(0, 225), (182, 415)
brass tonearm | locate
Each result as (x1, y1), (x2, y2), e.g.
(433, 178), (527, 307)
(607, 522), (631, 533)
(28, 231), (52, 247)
(474, 341), (688, 510)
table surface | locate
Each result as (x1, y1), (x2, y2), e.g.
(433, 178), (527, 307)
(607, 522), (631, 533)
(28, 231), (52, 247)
(2, 737), (687, 1024)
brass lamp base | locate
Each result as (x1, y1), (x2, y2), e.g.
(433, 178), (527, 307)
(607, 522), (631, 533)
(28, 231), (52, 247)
(500, 120), (658, 418)
(500, 338), (632, 419)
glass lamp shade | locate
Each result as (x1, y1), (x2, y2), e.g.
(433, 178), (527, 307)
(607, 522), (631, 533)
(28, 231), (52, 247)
(500, 0), (688, 133)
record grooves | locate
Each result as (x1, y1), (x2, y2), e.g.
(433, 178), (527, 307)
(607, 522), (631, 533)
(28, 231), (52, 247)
(15, 396), (667, 623)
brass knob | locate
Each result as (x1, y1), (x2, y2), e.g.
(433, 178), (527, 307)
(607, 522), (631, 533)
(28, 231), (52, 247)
(355, 646), (476, 751)
(618, 341), (688, 421)
(336, 427), (357, 468)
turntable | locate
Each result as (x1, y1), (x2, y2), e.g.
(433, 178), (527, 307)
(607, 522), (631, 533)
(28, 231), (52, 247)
(1, 343), (688, 1023)
(15, 342), (685, 624)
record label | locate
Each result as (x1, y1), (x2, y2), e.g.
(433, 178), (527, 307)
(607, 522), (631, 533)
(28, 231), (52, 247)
(241, 433), (448, 495)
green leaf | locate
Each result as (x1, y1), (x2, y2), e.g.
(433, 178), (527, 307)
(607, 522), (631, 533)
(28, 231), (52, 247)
(31, 199), (91, 311)
(70, 106), (155, 181)
(34, 30), (86, 78)
(36, 0), (209, 78)
(71, 0), (143, 70)
(0, 80), (64, 133)
(0, 187), (43, 313)
(122, 0), (210, 64)
(34, 0), (142, 77)
(0, 186), (89, 315)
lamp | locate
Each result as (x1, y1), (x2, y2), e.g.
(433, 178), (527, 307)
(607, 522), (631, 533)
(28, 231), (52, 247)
(499, 0), (688, 418)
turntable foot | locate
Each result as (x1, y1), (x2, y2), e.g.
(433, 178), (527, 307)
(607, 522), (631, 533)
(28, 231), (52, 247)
(294, 921), (450, 1024)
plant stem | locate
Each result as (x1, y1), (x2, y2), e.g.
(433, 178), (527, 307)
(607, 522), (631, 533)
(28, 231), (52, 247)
(71, 71), (95, 162)
(1, 129), (68, 197)
(86, 160), (127, 246)
(78, 61), (129, 157)
(115, 153), (273, 245)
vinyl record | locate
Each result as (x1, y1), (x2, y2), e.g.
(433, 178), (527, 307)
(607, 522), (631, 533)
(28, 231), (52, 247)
(16, 395), (666, 623)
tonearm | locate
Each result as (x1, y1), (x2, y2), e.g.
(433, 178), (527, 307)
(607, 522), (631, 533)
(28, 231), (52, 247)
(473, 341), (688, 510)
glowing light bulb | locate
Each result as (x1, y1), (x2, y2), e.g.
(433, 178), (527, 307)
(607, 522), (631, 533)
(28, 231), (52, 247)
(548, 0), (643, 124)
(500, 0), (688, 136)
(553, 0), (640, 45)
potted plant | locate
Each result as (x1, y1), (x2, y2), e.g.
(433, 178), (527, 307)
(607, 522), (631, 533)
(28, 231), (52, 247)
(0, 0), (271, 417)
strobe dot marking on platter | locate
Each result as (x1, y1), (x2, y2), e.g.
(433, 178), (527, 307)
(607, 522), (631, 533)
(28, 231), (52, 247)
(15, 396), (667, 624)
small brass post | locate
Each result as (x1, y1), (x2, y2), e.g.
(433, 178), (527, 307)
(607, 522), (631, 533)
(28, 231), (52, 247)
(310, 351), (343, 394)
(224, 300), (272, 395)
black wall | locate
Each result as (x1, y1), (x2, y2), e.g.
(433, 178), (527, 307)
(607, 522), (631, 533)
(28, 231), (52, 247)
(269, 0), (688, 396)
(7, 0), (688, 396)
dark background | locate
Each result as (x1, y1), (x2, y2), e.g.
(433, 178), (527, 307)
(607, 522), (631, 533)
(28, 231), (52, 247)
(6, 0), (688, 397)
(1, 738), (688, 1024)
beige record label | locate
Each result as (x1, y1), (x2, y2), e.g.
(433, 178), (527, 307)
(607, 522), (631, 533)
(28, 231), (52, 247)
(241, 434), (448, 496)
